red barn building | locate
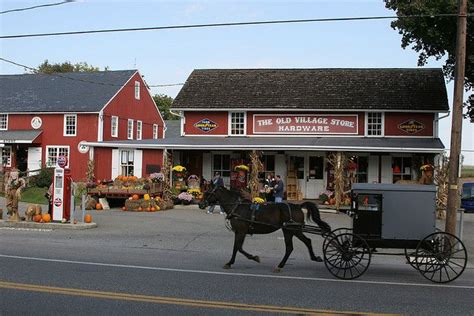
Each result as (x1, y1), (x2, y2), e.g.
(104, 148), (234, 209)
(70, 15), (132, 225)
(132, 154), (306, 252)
(85, 68), (448, 199)
(0, 70), (164, 180)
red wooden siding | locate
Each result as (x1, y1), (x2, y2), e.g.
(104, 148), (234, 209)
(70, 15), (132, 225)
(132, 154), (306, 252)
(6, 113), (99, 180)
(93, 147), (112, 180)
(183, 111), (228, 135)
(102, 72), (165, 141)
(142, 149), (164, 177)
(384, 113), (434, 136)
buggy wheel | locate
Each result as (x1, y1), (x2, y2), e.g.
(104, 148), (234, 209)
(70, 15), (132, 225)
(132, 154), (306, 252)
(323, 232), (371, 280)
(323, 228), (353, 250)
(415, 232), (467, 283)
(404, 247), (418, 270)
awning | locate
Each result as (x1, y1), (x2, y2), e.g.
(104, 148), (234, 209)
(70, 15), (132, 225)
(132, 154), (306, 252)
(0, 130), (42, 144)
(83, 136), (445, 154)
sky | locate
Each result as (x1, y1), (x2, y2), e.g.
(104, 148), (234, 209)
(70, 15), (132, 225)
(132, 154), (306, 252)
(1, 0), (473, 164)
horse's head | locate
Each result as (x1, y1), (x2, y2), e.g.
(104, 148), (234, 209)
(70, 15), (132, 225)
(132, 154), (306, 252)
(198, 184), (220, 209)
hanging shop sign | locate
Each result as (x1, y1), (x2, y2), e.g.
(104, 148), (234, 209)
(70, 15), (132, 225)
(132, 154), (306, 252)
(253, 114), (358, 135)
(31, 117), (42, 129)
(398, 119), (425, 134)
(78, 141), (89, 154)
(194, 118), (218, 132)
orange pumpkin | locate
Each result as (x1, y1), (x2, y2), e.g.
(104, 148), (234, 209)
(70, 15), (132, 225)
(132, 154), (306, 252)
(84, 214), (92, 223)
(96, 203), (103, 210)
(137, 207), (143, 212)
(150, 207), (156, 212)
(33, 214), (42, 222)
(132, 194), (139, 201)
(42, 214), (51, 223)
(122, 206), (127, 211)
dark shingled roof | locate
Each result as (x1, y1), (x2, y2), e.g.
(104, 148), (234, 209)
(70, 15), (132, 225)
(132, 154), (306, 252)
(0, 70), (137, 113)
(172, 68), (449, 111)
(0, 130), (42, 143)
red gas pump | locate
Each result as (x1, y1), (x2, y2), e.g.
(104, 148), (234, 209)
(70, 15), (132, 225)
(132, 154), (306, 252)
(52, 156), (72, 222)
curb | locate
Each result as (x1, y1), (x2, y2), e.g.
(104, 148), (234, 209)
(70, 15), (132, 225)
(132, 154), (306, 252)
(0, 220), (98, 230)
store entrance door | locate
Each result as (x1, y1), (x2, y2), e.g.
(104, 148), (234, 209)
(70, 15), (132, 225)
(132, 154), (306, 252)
(305, 155), (324, 199)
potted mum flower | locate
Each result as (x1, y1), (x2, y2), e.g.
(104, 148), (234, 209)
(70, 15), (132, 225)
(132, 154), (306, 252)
(177, 192), (193, 205)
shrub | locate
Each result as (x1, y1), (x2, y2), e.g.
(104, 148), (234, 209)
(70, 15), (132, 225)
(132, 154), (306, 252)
(30, 168), (54, 188)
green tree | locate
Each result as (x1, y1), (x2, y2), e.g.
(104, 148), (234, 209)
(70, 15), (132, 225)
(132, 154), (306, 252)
(36, 60), (108, 73)
(384, 0), (473, 120)
(153, 94), (177, 120)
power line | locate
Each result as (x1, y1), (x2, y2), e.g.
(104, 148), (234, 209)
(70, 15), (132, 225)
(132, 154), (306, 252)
(0, 57), (184, 88)
(1, 14), (472, 40)
(0, 1), (74, 15)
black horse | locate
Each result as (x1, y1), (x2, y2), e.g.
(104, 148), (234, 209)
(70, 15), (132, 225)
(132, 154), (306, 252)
(199, 186), (331, 272)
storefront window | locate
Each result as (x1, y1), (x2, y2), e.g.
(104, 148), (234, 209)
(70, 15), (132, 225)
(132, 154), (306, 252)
(213, 154), (230, 177)
(120, 150), (134, 176)
(262, 155), (275, 178)
(46, 146), (70, 167)
(1, 146), (11, 167)
(348, 156), (368, 183)
(230, 112), (245, 135)
(392, 157), (412, 182)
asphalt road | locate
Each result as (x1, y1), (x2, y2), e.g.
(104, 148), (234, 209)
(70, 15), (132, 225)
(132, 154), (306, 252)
(1, 202), (473, 315)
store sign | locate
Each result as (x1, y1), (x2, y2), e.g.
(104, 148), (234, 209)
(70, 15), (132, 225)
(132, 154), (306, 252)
(78, 141), (89, 154)
(57, 155), (68, 168)
(398, 119), (425, 134)
(253, 114), (358, 135)
(194, 118), (218, 132)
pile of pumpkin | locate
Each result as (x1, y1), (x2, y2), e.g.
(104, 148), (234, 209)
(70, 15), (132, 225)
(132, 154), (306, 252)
(25, 204), (52, 223)
(123, 194), (174, 212)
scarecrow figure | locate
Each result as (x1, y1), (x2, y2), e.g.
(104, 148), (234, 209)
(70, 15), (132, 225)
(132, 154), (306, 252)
(5, 169), (26, 221)
(419, 164), (434, 185)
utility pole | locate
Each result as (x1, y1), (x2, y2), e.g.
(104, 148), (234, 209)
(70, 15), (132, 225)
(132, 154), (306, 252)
(445, 0), (468, 235)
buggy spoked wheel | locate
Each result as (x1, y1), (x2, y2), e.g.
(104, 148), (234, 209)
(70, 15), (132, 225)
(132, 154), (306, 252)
(323, 228), (353, 251)
(323, 232), (371, 280)
(415, 232), (467, 283)
(404, 248), (418, 270)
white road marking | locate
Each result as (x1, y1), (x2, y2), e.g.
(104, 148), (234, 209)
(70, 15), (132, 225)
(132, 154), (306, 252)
(0, 253), (472, 290)
(0, 227), (53, 232)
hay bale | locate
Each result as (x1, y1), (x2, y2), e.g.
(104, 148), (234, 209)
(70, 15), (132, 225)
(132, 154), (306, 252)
(85, 197), (97, 210)
(124, 199), (142, 211)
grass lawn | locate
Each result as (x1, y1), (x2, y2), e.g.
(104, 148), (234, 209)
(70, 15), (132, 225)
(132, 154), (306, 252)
(20, 186), (49, 205)
(462, 166), (474, 178)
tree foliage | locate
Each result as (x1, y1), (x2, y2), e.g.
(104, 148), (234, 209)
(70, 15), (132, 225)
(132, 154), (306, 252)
(384, 0), (473, 119)
(153, 94), (177, 120)
(36, 60), (107, 73)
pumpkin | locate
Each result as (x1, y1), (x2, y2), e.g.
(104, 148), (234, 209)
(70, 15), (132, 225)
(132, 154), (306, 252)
(150, 207), (156, 212)
(132, 194), (139, 201)
(155, 206), (160, 211)
(33, 214), (42, 222)
(84, 214), (92, 223)
(122, 206), (127, 211)
(137, 207), (143, 212)
(96, 203), (103, 210)
(144, 194), (150, 201)
(42, 214), (51, 223)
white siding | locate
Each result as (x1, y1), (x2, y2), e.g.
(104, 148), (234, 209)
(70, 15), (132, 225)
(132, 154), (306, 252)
(202, 153), (212, 181)
(368, 155), (379, 183)
(111, 149), (119, 179)
(275, 154), (286, 181)
(381, 155), (393, 184)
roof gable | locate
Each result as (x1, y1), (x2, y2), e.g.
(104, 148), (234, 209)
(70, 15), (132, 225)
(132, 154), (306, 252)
(0, 70), (137, 113)
(172, 68), (449, 112)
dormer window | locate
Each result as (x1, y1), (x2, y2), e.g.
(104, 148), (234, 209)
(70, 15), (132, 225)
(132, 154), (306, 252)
(229, 112), (246, 136)
(366, 112), (384, 136)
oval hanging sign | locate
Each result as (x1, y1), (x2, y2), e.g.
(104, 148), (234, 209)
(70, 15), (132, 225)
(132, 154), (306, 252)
(31, 117), (42, 129)
(78, 141), (89, 154)
(57, 155), (68, 168)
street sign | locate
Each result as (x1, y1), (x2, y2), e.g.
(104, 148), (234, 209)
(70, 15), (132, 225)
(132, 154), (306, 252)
(57, 155), (68, 168)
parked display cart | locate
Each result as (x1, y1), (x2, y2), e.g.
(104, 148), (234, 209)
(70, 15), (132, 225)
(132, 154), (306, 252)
(322, 183), (468, 283)
(87, 182), (162, 199)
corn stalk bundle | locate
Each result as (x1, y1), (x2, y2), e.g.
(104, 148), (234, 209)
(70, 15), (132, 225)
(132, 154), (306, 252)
(161, 151), (174, 203)
(249, 150), (263, 200)
(86, 159), (95, 182)
(434, 156), (449, 219)
(327, 152), (348, 210)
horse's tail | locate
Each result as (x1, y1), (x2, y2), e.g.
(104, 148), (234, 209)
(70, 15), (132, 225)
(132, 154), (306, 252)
(301, 202), (331, 233)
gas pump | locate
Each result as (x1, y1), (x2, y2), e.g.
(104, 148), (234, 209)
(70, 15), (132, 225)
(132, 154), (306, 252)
(52, 156), (72, 222)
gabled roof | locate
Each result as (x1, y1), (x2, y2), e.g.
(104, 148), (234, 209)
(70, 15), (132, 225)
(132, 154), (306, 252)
(172, 68), (449, 112)
(0, 70), (137, 113)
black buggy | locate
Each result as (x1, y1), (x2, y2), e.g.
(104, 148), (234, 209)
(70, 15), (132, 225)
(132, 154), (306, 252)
(322, 183), (468, 283)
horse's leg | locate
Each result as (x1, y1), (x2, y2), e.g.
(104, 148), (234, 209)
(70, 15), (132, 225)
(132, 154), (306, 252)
(294, 231), (323, 262)
(274, 230), (294, 273)
(238, 243), (260, 263)
(224, 232), (245, 269)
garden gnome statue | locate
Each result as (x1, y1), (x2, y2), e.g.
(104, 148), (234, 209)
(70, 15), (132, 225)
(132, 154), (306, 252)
(5, 169), (26, 221)
(419, 164), (434, 185)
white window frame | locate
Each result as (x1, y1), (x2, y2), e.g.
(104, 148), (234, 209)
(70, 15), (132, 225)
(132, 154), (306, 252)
(111, 116), (118, 138)
(0, 114), (8, 130)
(120, 149), (134, 176)
(127, 119), (134, 140)
(46, 145), (70, 168)
(137, 120), (142, 140)
(63, 114), (77, 137)
(365, 112), (384, 137)
(135, 81), (140, 100)
(153, 124), (158, 139)
(228, 111), (246, 136)
(1, 146), (12, 167)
